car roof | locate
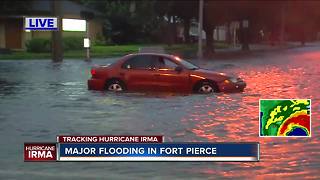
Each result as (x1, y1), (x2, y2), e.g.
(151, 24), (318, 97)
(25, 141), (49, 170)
(127, 53), (176, 59)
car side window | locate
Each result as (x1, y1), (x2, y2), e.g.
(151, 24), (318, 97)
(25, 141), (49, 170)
(156, 57), (179, 70)
(122, 55), (155, 70)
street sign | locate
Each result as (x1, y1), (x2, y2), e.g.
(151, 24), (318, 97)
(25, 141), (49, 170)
(84, 38), (90, 48)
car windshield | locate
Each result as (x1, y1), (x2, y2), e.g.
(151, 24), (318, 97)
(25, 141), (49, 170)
(178, 58), (199, 70)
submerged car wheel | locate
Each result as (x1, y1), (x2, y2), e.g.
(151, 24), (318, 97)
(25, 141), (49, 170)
(106, 79), (126, 92)
(195, 81), (219, 94)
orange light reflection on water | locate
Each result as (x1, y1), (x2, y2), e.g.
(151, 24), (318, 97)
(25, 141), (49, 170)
(181, 65), (319, 179)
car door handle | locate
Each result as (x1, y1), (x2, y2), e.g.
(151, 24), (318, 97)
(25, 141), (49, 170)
(119, 73), (125, 76)
(154, 74), (160, 76)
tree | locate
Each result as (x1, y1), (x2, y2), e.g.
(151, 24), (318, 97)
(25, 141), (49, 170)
(0, 0), (31, 15)
(154, 0), (177, 45)
(203, 1), (231, 56)
(154, 0), (198, 44)
(173, 0), (198, 43)
(227, 1), (259, 50)
(82, 0), (159, 44)
(51, 0), (63, 62)
(80, 0), (320, 47)
(285, 1), (320, 45)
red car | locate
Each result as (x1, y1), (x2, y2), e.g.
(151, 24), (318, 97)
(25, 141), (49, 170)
(88, 53), (246, 93)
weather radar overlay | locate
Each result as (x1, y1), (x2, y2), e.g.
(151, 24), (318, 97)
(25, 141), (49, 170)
(260, 99), (311, 137)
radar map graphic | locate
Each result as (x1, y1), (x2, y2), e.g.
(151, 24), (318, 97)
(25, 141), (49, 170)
(260, 99), (311, 137)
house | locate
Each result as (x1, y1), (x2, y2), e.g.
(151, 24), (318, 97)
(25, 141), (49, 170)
(188, 21), (240, 43)
(0, 0), (103, 50)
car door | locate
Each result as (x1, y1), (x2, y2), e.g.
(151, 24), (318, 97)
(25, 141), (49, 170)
(120, 55), (157, 91)
(154, 56), (190, 92)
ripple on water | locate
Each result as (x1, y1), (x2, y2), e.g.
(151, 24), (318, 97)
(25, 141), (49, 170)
(0, 51), (319, 179)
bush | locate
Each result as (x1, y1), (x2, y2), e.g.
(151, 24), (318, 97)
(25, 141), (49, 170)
(63, 37), (83, 51)
(26, 38), (51, 53)
(26, 37), (87, 53)
(93, 33), (106, 46)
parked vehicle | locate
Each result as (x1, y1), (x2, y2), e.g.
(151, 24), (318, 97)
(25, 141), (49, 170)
(88, 53), (246, 93)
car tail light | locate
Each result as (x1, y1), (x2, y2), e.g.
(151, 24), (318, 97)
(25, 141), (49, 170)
(91, 69), (96, 76)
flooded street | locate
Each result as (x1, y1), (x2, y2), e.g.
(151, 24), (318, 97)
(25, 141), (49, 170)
(0, 46), (319, 179)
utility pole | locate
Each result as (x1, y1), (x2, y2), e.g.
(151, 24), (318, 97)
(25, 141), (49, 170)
(197, 0), (204, 59)
(85, 20), (90, 61)
(81, 11), (94, 61)
(241, 20), (249, 51)
(52, 0), (63, 62)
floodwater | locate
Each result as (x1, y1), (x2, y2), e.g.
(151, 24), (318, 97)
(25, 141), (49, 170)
(0, 46), (319, 179)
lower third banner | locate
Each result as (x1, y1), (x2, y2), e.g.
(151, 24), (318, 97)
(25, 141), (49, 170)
(58, 143), (259, 162)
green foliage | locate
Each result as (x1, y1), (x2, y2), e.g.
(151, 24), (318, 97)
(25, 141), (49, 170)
(63, 37), (83, 51)
(83, 0), (160, 44)
(80, 0), (320, 47)
(26, 37), (86, 53)
(93, 33), (106, 46)
(0, 0), (31, 14)
(26, 38), (51, 53)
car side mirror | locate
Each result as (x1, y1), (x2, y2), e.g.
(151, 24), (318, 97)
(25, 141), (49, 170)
(175, 66), (183, 72)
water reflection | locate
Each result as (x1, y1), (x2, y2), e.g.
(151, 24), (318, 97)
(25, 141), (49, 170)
(182, 51), (320, 179)
(0, 78), (20, 96)
(0, 48), (319, 179)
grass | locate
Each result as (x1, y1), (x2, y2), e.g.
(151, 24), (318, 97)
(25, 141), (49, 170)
(164, 43), (230, 58)
(90, 45), (140, 57)
(0, 43), (230, 60)
(0, 44), (140, 60)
